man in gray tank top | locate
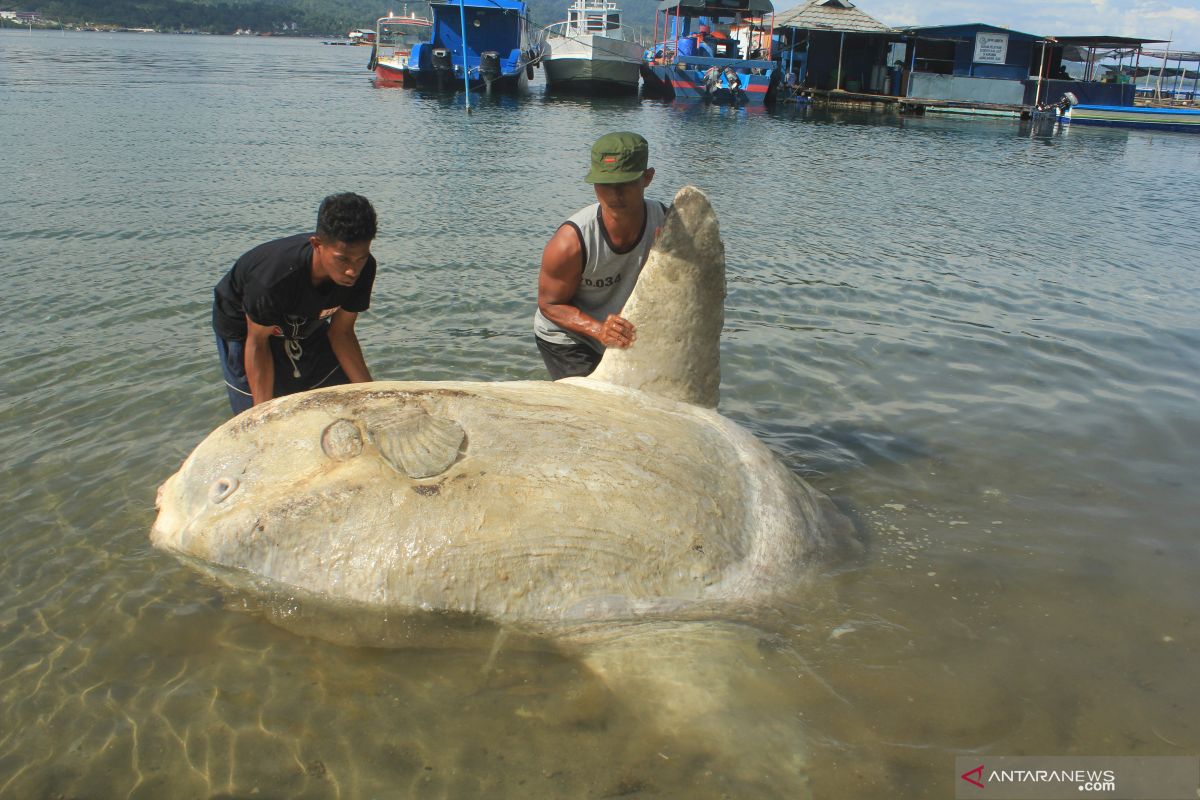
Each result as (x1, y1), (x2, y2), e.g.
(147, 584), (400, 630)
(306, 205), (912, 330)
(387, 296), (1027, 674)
(534, 132), (669, 379)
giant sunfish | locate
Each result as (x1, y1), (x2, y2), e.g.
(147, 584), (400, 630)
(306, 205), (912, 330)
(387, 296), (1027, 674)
(151, 186), (847, 625)
(151, 186), (853, 794)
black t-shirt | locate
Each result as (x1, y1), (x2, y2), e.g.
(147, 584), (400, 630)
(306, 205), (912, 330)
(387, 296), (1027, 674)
(212, 233), (376, 341)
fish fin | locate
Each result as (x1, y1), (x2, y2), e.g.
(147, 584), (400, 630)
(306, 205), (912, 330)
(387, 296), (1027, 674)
(589, 185), (724, 408)
(365, 408), (465, 478)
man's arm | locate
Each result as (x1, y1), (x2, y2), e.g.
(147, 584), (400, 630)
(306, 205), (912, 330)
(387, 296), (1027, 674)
(244, 316), (276, 406)
(327, 309), (372, 383)
(537, 225), (635, 348)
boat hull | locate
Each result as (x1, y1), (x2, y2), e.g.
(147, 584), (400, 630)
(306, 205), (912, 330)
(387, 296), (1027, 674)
(407, 0), (537, 96)
(544, 58), (640, 94)
(641, 63), (777, 106)
(408, 68), (528, 94)
(374, 59), (414, 87)
(1064, 104), (1200, 132)
(543, 33), (641, 95)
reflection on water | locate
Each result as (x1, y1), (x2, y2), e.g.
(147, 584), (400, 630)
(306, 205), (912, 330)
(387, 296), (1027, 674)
(1, 29), (1198, 798)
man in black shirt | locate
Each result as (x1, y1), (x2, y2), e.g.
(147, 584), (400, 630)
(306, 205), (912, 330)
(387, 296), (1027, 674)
(213, 193), (378, 414)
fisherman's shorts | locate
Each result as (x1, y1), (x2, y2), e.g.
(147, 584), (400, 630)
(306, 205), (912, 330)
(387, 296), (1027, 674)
(534, 335), (604, 381)
(216, 327), (348, 415)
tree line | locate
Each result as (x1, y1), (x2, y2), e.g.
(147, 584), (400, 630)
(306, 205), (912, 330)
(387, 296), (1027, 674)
(12, 0), (387, 34)
(13, 0), (660, 36)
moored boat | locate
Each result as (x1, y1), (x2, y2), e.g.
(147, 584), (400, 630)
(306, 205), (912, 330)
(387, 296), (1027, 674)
(368, 12), (435, 87)
(641, 0), (778, 106)
(407, 0), (540, 94)
(1062, 102), (1200, 132)
(541, 0), (643, 95)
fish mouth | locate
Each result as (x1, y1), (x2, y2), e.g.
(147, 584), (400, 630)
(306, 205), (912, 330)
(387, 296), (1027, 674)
(150, 475), (185, 549)
(148, 518), (175, 549)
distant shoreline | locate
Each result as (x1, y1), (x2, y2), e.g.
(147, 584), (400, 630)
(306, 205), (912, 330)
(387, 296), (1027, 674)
(0, 24), (349, 38)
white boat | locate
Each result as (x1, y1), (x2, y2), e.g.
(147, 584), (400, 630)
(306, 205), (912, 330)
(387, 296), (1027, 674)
(541, 0), (643, 95)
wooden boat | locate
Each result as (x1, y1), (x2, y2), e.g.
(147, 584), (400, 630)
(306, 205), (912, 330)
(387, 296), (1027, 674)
(407, 0), (541, 94)
(368, 13), (434, 87)
(641, 0), (778, 106)
(541, 0), (643, 95)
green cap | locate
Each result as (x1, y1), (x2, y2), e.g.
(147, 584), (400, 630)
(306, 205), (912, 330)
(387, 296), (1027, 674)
(585, 132), (649, 184)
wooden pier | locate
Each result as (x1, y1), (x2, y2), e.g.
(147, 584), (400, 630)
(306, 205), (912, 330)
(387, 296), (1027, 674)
(795, 88), (1033, 119)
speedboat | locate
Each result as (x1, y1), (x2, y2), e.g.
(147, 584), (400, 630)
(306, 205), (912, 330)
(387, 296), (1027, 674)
(368, 12), (434, 87)
(641, 0), (778, 106)
(408, 0), (541, 94)
(1056, 92), (1200, 133)
(541, 0), (643, 95)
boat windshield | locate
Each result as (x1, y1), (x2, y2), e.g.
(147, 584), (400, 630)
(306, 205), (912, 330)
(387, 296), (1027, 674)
(562, 1), (623, 36)
(377, 17), (432, 51)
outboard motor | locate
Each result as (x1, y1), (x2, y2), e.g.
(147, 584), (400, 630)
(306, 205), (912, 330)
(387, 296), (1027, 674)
(479, 51), (501, 93)
(703, 66), (722, 97)
(432, 47), (453, 90)
(723, 67), (741, 91)
(1056, 91), (1079, 119)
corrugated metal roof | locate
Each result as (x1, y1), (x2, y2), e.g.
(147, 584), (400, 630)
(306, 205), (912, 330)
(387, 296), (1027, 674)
(774, 0), (892, 33)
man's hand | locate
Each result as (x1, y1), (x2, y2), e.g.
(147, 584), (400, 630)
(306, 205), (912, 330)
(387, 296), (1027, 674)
(597, 314), (636, 348)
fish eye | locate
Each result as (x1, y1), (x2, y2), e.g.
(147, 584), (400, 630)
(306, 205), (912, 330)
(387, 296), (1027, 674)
(209, 477), (239, 504)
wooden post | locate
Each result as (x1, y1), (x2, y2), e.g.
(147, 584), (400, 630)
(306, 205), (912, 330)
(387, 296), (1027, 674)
(836, 31), (844, 90)
(1157, 35), (1171, 99)
(1035, 40), (1047, 106)
(1133, 46), (1142, 103)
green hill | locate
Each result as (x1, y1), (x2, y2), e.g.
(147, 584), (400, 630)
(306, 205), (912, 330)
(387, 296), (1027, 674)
(14, 0), (661, 36)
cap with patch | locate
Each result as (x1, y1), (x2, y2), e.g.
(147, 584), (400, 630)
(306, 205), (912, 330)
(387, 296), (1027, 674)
(585, 132), (649, 184)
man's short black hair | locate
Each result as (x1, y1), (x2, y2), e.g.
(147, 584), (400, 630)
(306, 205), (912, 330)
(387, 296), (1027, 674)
(316, 193), (377, 244)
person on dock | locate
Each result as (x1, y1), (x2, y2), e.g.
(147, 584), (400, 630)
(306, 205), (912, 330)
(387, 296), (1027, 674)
(533, 132), (668, 380)
(212, 193), (378, 414)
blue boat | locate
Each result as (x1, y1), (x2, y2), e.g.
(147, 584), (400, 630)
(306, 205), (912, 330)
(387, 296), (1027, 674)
(408, 0), (540, 93)
(640, 0), (779, 106)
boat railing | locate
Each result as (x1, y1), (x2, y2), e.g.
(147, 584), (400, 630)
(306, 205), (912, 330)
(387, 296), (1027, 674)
(647, 32), (770, 66)
(661, 53), (774, 71)
(374, 16), (432, 48)
(649, 9), (774, 64)
(540, 18), (644, 45)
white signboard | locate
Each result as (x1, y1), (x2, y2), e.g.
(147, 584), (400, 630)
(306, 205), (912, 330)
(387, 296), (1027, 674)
(974, 32), (1009, 64)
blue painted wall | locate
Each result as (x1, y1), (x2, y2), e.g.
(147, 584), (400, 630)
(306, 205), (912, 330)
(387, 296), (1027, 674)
(909, 24), (1041, 81)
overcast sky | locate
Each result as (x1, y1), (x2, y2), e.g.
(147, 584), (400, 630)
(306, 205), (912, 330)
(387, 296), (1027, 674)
(785, 0), (1200, 52)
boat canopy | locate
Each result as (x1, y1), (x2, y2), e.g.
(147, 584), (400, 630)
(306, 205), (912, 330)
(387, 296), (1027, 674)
(655, 0), (773, 17)
(1049, 35), (1168, 49)
(431, 0), (526, 9)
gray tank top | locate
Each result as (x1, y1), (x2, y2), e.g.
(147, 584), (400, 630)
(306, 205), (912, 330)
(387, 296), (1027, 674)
(534, 199), (669, 350)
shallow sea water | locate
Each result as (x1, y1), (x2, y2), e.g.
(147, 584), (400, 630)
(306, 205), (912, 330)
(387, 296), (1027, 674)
(1, 30), (1198, 798)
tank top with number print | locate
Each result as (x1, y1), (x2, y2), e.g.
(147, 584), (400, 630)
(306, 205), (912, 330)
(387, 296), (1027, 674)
(534, 199), (669, 351)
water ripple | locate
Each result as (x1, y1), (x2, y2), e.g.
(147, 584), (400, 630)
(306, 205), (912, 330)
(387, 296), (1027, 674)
(3, 28), (1200, 799)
